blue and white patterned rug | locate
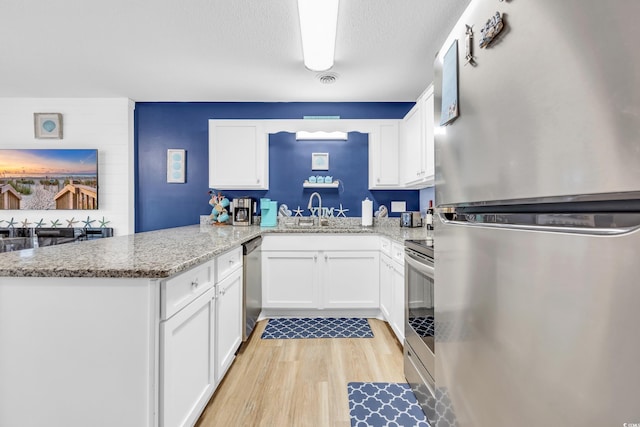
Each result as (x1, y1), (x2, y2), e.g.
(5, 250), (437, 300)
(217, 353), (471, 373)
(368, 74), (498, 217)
(261, 317), (374, 339)
(348, 382), (429, 427)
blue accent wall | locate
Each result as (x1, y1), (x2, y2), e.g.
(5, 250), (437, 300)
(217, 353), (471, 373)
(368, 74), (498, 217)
(135, 102), (418, 232)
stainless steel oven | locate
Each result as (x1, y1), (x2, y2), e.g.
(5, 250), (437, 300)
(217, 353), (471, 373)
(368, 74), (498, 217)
(403, 239), (435, 421)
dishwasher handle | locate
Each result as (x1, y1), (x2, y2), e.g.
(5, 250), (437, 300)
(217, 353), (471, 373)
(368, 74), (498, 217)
(243, 236), (262, 255)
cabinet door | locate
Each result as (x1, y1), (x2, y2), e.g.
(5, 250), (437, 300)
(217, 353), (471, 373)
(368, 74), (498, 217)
(391, 261), (405, 343)
(262, 251), (319, 308)
(322, 251), (380, 309)
(379, 254), (393, 322)
(400, 103), (423, 186)
(208, 120), (268, 190)
(160, 287), (216, 427)
(422, 86), (435, 183)
(216, 268), (243, 381)
(369, 122), (400, 189)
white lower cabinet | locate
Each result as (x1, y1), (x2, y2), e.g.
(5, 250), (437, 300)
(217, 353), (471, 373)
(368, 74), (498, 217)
(390, 259), (405, 343)
(323, 251), (380, 308)
(215, 267), (243, 382)
(160, 286), (216, 427)
(379, 253), (393, 322)
(160, 247), (243, 427)
(262, 251), (319, 308)
(261, 235), (380, 315)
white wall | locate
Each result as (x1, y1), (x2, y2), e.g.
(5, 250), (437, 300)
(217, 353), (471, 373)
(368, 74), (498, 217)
(0, 98), (134, 235)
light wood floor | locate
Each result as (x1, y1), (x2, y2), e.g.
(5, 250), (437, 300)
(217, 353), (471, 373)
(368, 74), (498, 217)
(195, 318), (405, 427)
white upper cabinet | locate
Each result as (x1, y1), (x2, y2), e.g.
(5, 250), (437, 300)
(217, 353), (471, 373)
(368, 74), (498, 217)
(209, 120), (269, 190)
(400, 85), (435, 188)
(369, 121), (401, 189)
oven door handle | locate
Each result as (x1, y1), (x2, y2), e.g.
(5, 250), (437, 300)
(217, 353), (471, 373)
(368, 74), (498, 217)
(404, 251), (435, 278)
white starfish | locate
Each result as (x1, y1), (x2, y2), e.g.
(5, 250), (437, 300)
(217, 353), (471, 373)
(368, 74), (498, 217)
(21, 218), (31, 228)
(335, 204), (349, 218)
(66, 217), (79, 228)
(293, 206), (304, 217)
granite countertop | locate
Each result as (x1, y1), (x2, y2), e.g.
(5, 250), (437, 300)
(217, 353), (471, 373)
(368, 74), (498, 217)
(0, 219), (428, 279)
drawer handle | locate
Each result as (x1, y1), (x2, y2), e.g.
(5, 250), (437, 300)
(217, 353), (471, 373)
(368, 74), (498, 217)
(191, 278), (199, 288)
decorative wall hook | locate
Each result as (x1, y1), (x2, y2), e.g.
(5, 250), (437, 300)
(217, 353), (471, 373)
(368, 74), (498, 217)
(464, 24), (477, 66)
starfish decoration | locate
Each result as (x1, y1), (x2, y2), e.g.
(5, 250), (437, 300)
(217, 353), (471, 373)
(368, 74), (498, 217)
(82, 216), (96, 228)
(66, 217), (79, 228)
(98, 217), (111, 228)
(0, 220), (4, 227)
(50, 219), (62, 228)
(293, 206), (304, 217)
(35, 219), (46, 228)
(21, 218), (32, 228)
(335, 204), (349, 218)
(6, 217), (17, 228)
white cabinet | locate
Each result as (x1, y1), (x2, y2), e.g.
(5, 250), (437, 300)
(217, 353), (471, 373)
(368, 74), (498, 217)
(215, 267), (243, 381)
(262, 251), (319, 308)
(322, 251), (380, 308)
(261, 235), (380, 316)
(400, 85), (435, 188)
(379, 239), (405, 343)
(379, 253), (393, 322)
(369, 121), (401, 189)
(208, 120), (268, 190)
(160, 286), (216, 427)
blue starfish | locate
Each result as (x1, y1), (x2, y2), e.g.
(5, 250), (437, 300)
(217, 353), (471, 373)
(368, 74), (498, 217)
(35, 219), (46, 228)
(6, 217), (17, 228)
(98, 217), (111, 228)
(82, 216), (96, 228)
(50, 219), (62, 228)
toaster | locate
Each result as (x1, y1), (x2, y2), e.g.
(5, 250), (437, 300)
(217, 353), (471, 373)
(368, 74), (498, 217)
(400, 211), (423, 228)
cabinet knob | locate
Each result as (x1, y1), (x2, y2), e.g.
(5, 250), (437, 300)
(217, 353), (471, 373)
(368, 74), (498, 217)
(377, 178), (380, 183)
(313, 255), (317, 261)
(191, 278), (199, 288)
(324, 255), (328, 261)
(256, 178), (260, 184)
(229, 259), (234, 265)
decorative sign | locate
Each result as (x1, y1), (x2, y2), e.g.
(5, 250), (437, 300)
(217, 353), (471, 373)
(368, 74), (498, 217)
(440, 40), (459, 126)
(167, 149), (186, 183)
(479, 12), (505, 48)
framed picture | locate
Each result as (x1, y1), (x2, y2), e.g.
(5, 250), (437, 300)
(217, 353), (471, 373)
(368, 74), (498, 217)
(311, 152), (329, 170)
(34, 113), (63, 139)
(440, 40), (459, 126)
(167, 149), (186, 183)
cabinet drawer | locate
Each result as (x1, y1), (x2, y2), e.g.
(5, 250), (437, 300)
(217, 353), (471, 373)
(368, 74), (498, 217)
(391, 242), (405, 264)
(216, 246), (242, 282)
(161, 261), (214, 320)
(380, 237), (392, 257)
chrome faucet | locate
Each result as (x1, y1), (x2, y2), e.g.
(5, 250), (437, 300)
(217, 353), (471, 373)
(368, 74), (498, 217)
(307, 192), (322, 218)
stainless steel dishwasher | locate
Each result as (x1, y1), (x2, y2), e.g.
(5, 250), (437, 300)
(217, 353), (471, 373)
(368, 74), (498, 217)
(242, 236), (262, 341)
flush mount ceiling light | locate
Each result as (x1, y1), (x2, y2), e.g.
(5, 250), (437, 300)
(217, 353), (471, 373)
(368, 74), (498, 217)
(297, 0), (339, 72)
(296, 131), (348, 140)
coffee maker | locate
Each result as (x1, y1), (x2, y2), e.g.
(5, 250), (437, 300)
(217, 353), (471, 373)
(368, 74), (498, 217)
(232, 197), (254, 226)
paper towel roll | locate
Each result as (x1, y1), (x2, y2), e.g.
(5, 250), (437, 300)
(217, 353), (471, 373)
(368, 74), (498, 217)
(361, 198), (373, 226)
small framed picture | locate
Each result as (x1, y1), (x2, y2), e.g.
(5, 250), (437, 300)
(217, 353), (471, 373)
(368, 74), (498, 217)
(312, 152), (329, 170)
(34, 113), (63, 139)
(167, 149), (186, 183)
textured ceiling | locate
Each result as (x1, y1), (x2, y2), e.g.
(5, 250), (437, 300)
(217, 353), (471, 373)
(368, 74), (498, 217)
(0, 0), (471, 102)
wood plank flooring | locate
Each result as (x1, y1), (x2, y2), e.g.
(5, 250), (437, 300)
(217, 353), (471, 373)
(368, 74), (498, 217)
(195, 318), (405, 427)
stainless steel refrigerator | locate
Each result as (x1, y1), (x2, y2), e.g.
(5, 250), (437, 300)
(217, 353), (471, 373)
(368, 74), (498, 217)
(433, 0), (640, 425)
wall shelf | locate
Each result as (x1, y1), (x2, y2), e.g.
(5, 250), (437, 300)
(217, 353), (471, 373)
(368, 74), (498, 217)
(303, 180), (339, 189)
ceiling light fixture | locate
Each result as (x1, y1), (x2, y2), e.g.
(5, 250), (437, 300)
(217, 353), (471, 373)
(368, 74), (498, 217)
(296, 131), (348, 141)
(297, 0), (339, 72)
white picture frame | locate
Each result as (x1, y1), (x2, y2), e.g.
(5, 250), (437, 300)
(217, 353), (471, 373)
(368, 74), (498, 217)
(167, 149), (186, 183)
(311, 152), (329, 170)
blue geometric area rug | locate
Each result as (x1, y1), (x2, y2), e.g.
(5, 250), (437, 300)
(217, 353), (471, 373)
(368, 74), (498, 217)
(261, 317), (374, 339)
(348, 382), (429, 427)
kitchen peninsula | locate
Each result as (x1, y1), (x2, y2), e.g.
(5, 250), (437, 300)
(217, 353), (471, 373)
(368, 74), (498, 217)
(0, 221), (427, 427)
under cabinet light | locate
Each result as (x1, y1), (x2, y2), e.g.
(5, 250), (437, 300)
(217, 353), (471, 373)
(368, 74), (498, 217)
(296, 131), (348, 140)
(297, 0), (339, 71)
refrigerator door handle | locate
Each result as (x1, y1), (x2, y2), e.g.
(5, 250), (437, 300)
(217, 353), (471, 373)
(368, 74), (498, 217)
(439, 213), (640, 236)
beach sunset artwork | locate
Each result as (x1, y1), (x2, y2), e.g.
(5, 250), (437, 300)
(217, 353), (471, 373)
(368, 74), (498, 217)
(0, 149), (98, 210)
